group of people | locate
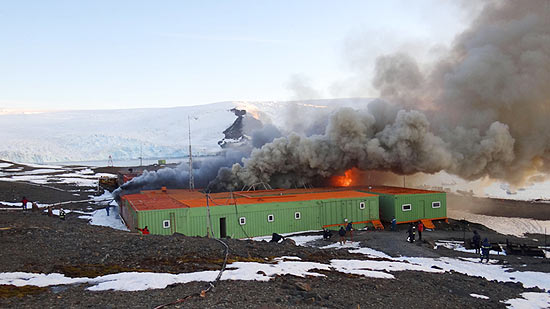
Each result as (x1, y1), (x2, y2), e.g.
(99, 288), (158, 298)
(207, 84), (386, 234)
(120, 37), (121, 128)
(472, 230), (492, 263)
(337, 219), (353, 245)
(21, 196), (65, 220)
(406, 221), (424, 243)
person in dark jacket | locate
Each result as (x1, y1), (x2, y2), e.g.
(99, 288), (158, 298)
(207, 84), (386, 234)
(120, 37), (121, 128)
(391, 217), (397, 231)
(137, 226), (150, 235)
(59, 208), (66, 220)
(407, 223), (415, 243)
(270, 233), (285, 243)
(338, 226), (346, 245)
(417, 221), (424, 241)
(323, 228), (332, 240)
(346, 220), (353, 241)
(472, 230), (481, 254)
(480, 238), (491, 263)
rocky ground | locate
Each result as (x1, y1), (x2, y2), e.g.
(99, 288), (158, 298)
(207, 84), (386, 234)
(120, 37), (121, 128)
(0, 163), (549, 308)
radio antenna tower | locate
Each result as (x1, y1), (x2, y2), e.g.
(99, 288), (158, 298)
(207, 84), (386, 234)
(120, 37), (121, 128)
(188, 115), (195, 190)
(139, 143), (143, 167)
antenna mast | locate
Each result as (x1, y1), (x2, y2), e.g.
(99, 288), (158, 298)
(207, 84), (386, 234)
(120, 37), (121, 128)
(188, 115), (195, 190)
(139, 143), (143, 167)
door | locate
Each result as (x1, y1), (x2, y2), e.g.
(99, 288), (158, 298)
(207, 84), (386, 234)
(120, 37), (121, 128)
(170, 212), (176, 234)
(219, 217), (227, 238)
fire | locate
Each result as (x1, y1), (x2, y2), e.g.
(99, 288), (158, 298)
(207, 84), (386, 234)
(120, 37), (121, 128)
(332, 169), (354, 187)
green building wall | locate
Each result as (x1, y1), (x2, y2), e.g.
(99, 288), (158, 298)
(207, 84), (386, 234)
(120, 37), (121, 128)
(364, 192), (446, 223)
(130, 196), (379, 238)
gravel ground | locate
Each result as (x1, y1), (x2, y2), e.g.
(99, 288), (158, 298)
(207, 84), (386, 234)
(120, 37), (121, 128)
(1, 171), (549, 308)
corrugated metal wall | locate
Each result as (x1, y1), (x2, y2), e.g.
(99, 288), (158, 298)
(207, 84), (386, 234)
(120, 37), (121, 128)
(392, 193), (446, 222)
(120, 199), (138, 231)
(320, 197), (379, 229)
(137, 208), (187, 235)
(140, 196), (380, 238)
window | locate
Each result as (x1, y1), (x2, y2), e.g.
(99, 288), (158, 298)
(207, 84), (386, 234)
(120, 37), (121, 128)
(163, 220), (170, 229)
(359, 202), (366, 209)
(294, 212), (301, 220)
(432, 201), (441, 209)
(239, 217), (246, 225)
(267, 214), (274, 222)
(402, 204), (412, 211)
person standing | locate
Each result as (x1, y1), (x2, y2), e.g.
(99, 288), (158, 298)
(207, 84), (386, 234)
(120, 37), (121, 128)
(47, 206), (53, 217)
(59, 208), (66, 220)
(137, 226), (150, 235)
(21, 196), (28, 211)
(391, 217), (397, 231)
(346, 220), (353, 242)
(481, 238), (491, 263)
(105, 205), (110, 216)
(407, 223), (415, 243)
(472, 231), (481, 255)
(417, 221), (424, 241)
(338, 226), (346, 245)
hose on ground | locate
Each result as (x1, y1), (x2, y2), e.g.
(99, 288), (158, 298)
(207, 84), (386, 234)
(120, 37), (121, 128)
(153, 238), (229, 309)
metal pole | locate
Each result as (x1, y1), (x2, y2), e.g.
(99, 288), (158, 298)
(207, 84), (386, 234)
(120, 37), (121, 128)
(139, 144), (143, 166)
(206, 193), (210, 238)
(188, 116), (195, 190)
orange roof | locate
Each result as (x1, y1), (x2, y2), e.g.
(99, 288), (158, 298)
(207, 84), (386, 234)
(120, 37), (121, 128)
(123, 191), (189, 211)
(189, 190), (377, 208)
(123, 188), (378, 211)
(359, 186), (443, 195)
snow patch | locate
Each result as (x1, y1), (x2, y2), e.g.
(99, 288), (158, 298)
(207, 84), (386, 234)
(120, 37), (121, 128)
(470, 293), (489, 299)
(503, 292), (550, 309)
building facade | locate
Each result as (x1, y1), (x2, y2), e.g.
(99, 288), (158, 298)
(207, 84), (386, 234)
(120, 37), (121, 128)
(360, 186), (447, 224)
(120, 188), (380, 237)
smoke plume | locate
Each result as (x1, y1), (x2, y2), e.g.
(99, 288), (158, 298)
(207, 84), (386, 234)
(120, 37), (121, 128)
(210, 1), (550, 190)
(113, 149), (247, 198)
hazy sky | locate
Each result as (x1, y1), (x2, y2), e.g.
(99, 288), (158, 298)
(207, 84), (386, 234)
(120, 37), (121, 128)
(0, 1), (468, 110)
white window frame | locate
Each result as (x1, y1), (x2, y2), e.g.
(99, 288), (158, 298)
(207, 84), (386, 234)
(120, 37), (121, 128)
(359, 201), (366, 210)
(402, 204), (412, 212)
(239, 217), (246, 225)
(294, 212), (301, 220)
(162, 220), (170, 229)
(267, 214), (274, 222)
(432, 201), (441, 209)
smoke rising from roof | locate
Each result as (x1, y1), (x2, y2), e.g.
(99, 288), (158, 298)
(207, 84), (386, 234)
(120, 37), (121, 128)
(210, 1), (550, 190)
(113, 149), (247, 198)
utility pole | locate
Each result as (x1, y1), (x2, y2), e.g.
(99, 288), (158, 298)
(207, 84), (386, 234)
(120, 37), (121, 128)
(188, 115), (195, 190)
(139, 143), (143, 167)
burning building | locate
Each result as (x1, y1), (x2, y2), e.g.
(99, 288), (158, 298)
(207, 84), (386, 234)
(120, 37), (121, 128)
(360, 186), (446, 228)
(120, 187), (381, 237)
(120, 186), (446, 237)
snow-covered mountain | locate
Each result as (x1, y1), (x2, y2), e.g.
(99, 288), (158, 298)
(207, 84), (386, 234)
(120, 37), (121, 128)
(0, 99), (372, 163)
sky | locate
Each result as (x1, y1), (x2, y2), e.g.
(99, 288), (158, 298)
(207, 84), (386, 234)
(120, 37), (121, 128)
(0, 1), (469, 110)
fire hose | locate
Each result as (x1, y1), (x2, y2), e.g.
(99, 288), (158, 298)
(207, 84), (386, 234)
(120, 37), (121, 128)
(153, 238), (229, 309)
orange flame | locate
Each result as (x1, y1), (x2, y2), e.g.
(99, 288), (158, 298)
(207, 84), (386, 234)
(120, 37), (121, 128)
(332, 169), (353, 187)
